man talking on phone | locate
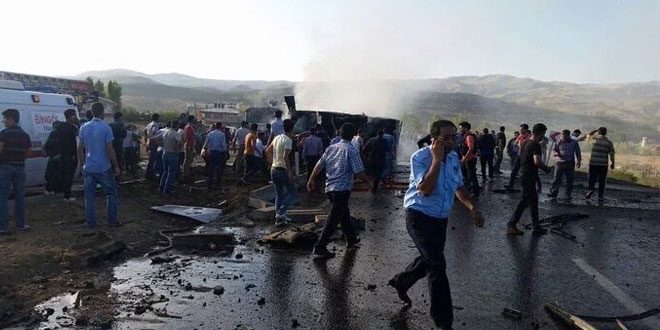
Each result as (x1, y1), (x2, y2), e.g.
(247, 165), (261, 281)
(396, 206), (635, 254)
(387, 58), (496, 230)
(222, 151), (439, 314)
(388, 119), (485, 330)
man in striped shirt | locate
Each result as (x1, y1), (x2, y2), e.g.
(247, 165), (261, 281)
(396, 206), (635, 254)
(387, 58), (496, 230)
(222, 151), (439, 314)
(548, 130), (582, 200)
(585, 127), (615, 201)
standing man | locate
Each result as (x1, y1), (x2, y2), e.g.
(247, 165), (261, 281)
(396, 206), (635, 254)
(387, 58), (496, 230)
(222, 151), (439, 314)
(307, 123), (372, 258)
(381, 127), (396, 182)
(265, 119), (296, 226)
(506, 123), (552, 236)
(506, 131), (520, 170)
(241, 123), (259, 185)
(261, 123), (272, 145)
(302, 127), (324, 184)
(182, 115), (197, 181)
(203, 122), (227, 189)
(330, 129), (342, 145)
(548, 130), (581, 200)
(233, 121), (250, 174)
(0, 109), (32, 234)
(585, 127), (615, 202)
(109, 112), (127, 175)
(505, 123), (530, 189)
(58, 109), (79, 201)
(351, 129), (365, 153)
(266, 110), (284, 147)
(494, 126), (506, 174)
(144, 113), (161, 180)
(368, 129), (388, 193)
(458, 122), (479, 198)
(123, 125), (140, 175)
(157, 121), (182, 195)
(77, 103), (121, 229)
(478, 127), (496, 181)
(388, 119), (485, 330)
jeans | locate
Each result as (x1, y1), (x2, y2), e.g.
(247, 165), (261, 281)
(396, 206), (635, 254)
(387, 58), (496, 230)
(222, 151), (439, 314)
(480, 154), (494, 179)
(549, 161), (575, 198)
(509, 176), (540, 229)
(45, 156), (61, 193)
(305, 155), (321, 183)
(508, 156), (521, 187)
(315, 191), (357, 248)
(159, 152), (180, 194)
(392, 208), (452, 328)
(0, 164), (26, 231)
(146, 147), (158, 179)
(59, 154), (77, 199)
(271, 167), (296, 216)
(183, 147), (195, 177)
(83, 170), (118, 228)
(588, 165), (608, 198)
(371, 163), (384, 192)
(207, 151), (227, 187)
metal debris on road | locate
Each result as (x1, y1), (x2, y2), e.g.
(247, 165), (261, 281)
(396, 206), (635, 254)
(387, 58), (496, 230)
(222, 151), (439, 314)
(545, 302), (597, 330)
(150, 205), (223, 223)
(502, 307), (522, 319)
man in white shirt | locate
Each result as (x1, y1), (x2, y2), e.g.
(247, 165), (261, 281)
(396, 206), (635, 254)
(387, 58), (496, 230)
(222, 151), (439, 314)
(233, 121), (250, 175)
(265, 119), (296, 226)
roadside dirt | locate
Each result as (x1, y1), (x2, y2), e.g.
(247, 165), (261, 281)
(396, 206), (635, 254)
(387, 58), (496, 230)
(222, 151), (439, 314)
(0, 158), (267, 328)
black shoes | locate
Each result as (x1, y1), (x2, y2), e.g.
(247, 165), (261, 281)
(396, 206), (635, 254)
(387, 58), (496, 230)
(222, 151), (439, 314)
(532, 228), (548, 236)
(388, 277), (412, 305)
(312, 246), (336, 258)
(346, 237), (361, 249)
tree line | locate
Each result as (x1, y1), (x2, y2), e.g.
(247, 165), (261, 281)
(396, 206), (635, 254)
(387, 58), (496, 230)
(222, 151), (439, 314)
(85, 77), (122, 110)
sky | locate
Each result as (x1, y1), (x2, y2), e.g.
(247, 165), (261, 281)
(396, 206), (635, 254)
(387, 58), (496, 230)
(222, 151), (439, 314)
(1, 0), (659, 83)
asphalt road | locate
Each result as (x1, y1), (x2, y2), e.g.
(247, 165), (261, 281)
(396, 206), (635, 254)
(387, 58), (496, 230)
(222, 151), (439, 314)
(36, 169), (660, 330)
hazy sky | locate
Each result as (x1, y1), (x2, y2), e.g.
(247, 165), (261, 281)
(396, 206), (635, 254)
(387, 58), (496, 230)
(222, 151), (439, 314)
(2, 0), (658, 83)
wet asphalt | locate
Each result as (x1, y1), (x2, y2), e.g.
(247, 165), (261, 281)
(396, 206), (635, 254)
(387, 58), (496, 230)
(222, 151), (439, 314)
(37, 168), (660, 330)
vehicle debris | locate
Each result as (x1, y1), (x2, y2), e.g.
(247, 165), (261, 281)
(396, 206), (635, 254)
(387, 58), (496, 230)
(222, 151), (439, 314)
(150, 205), (223, 223)
(545, 302), (597, 330)
(502, 307), (522, 319)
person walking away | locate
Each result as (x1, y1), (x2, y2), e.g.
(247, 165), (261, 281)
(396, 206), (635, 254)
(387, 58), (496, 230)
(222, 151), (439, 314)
(202, 122), (227, 189)
(478, 127), (496, 181)
(43, 121), (62, 195)
(585, 127), (615, 202)
(548, 130), (581, 200)
(77, 103), (121, 229)
(58, 109), (80, 201)
(458, 122), (480, 198)
(156, 121), (182, 195)
(507, 123), (552, 236)
(351, 129), (365, 153)
(369, 130), (388, 193)
(233, 121), (250, 174)
(494, 126), (506, 174)
(255, 132), (266, 175)
(381, 127), (396, 182)
(306, 123), (372, 258)
(388, 119), (485, 330)
(0, 109), (32, 234)
(265, 119), (296, 226)
(241, 123), (259, 185)
(144, 113), (161, 180)
(505, 124), (530, 189)
(330, 129), (342, 145)
(302, 127), (324, 184)
(506, 131), (520, 170)
(266, 110), (284, 147)
(182, 115), (197, 181)
(109, 112), (127, 176)
(123, 125), (139, 175)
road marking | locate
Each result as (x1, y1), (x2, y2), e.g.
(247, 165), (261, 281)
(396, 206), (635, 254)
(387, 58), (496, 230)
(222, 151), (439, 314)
(573, 258), (660, 328)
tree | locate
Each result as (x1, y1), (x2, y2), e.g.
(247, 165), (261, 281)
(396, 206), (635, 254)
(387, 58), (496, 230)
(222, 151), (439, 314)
(106, 80), (122, 110)
(86, 76), (94, 88)
(93, 79), (106, 98)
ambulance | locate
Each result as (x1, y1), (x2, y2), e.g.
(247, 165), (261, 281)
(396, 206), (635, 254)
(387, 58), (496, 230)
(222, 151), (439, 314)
(0, 80), (78, 186)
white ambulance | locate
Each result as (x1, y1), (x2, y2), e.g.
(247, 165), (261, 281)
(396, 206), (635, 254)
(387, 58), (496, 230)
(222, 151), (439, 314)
(0, 80), (78, 186)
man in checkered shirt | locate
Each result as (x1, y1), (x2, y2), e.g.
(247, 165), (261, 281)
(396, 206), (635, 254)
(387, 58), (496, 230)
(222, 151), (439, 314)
(307, 122), (371, 258)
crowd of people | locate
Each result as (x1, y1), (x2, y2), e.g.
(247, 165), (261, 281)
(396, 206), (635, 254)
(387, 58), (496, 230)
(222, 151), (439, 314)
(0, 105), (618, 330)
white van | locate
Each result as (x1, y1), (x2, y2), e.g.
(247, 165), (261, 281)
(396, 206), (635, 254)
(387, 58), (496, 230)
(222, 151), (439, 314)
(0, 82), (78, 186)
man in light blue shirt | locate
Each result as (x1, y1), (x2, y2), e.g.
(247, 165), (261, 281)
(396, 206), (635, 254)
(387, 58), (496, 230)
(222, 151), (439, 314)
(203, 122), (227, 188)
(388, 119), (485, 330)
(266, 110), (284, 147)
(77, 103), (120, 229)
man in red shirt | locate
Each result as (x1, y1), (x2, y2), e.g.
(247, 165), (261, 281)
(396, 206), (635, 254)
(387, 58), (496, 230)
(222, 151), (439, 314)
(182, 115), (197, 181)
(505, 123), (530, 190)
(459, 121), (480, 198)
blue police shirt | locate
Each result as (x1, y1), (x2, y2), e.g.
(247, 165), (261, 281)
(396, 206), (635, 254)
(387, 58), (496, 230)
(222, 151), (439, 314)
(79, 118), (115, 173)
(403, 148), (463, 219)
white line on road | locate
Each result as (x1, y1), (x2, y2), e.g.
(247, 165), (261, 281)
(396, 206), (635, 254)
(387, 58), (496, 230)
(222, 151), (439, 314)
(573, 258), (660, 328)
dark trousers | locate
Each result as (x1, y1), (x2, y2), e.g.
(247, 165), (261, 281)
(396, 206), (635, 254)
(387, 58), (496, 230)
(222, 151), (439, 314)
(371, 163), (384, 192)
(549, 161), (575, 197)
(207, 151), (227, 187)
(242, 155), (259, 181)
(494, 150), (504, 172)
(509, 176), (540, 229)
(315, 191), (357, 248)
(508, 156), (521, 187)
(464, 159), (479, 196)
(146, 147), (158, 179)
(123, 147), (138, 174)
(45, 157), (61, 193)
(113, 143), (124, 172)
(588, 165), (608, 198)
(480, 154), (494, 179)
(59, 154), (76, 199)
(392, 208), (452, 328)
(305, 155), (321, 182)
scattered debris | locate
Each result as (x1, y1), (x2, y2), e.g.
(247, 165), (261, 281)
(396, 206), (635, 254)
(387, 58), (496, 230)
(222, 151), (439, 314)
(365, 284), (377, 291)
(62, 233), (126, 269)
(574, 307), (660, 322)
(258, 223), (319, 246)
(245, 284), (256, 292)
(153, 308), (182, 319)
(151, 205), (223, 223)
(235, 253), (243, 259)
(550, 228), (577, 242)
(292, 319), (300, 328)
(151, 256), (177, 264)
(257, 297), (266, 306)
(502, 307), (522, 319)
(545, 303), (597, 330)
(525, 213), (589, 229)
(171, 231), (236, 248)
(213, 286), (225, 295)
